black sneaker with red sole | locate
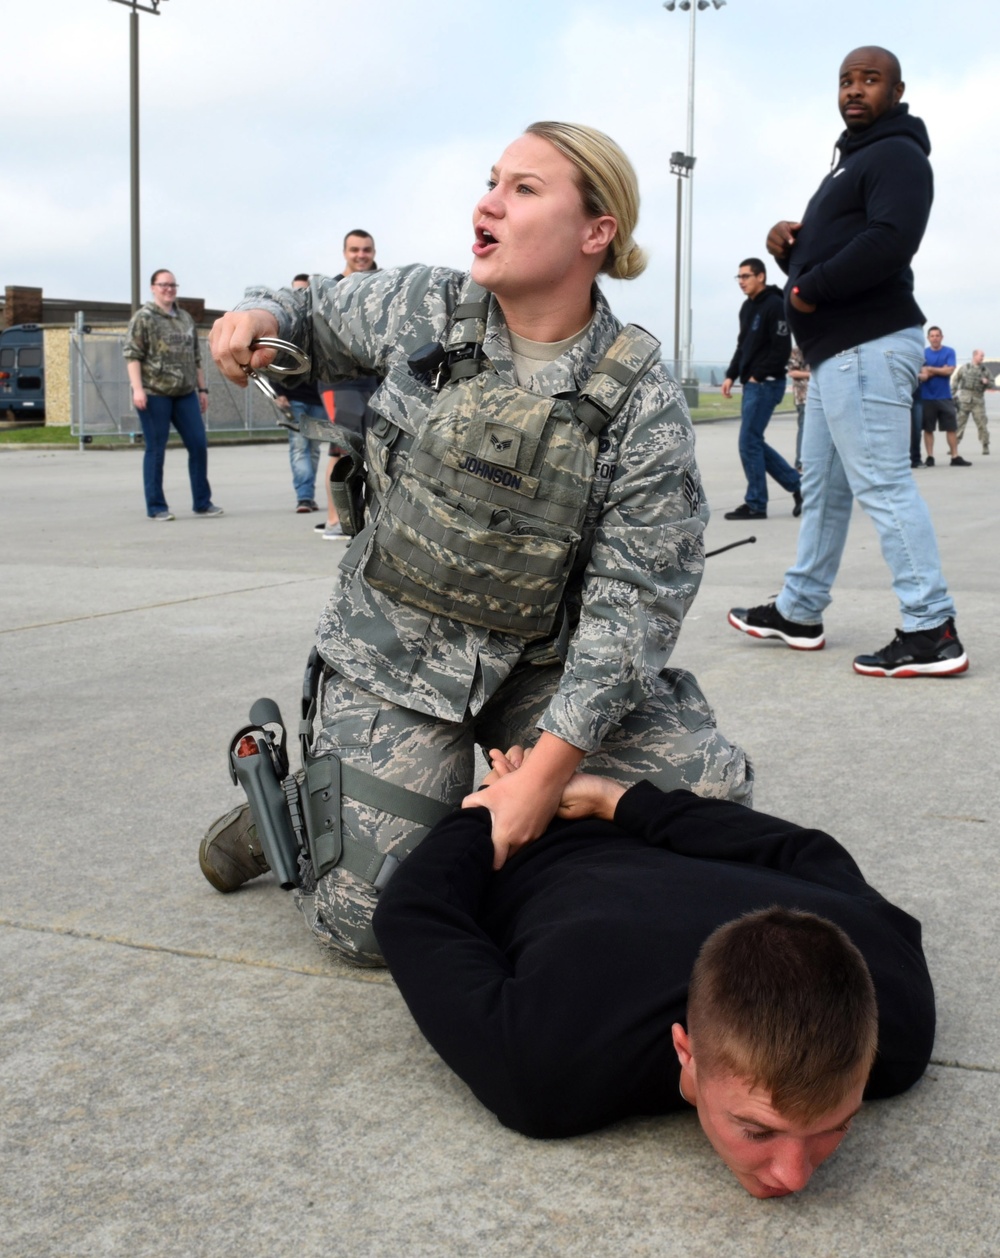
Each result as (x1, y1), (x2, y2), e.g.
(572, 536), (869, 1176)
(727, 603), (826, 650)
(853, 618), (968, 677)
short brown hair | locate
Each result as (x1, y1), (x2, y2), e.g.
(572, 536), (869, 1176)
(687, 907), (878, 1122)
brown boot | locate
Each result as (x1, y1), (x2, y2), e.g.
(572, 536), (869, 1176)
(199, 804), (270, 892)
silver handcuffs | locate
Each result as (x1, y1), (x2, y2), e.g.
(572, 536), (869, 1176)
(241, 337), (311, 402)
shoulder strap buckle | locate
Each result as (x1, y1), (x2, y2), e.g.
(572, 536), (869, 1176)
(406, 278), (491, 391)
(442, 279), (491, 385)
(574, 323), (661, 436)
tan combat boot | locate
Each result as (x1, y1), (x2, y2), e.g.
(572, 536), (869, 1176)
(199, 804), (270, 892)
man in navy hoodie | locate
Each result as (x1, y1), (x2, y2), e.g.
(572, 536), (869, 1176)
(721, 259), (801, 520)
(727, 47), (967, 678)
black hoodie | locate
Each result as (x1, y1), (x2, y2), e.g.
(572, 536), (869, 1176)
(724, 283), (790, 383)
(777, 104), (931, 365)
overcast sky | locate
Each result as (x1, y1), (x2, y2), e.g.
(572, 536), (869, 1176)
(4, 0), (998, 361)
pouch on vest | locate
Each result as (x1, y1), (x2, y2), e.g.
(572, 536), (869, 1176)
(329, 452), (364, 537)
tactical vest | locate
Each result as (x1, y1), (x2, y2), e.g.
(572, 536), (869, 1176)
(954, 363), (988, 397)
(361, 283), (661, 641)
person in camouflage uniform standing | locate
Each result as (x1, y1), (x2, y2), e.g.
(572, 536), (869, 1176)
(787, 344), (811, 471)
(201, 123), (752, 965)
(124, 269), (223, 520)
(953, 348), (991, 454)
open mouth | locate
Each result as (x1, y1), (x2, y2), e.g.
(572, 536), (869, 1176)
(473, 224), (499, 255)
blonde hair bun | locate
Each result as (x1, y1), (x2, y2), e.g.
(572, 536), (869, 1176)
(610, 240), (648, 281)
(526, 121), (645, 281)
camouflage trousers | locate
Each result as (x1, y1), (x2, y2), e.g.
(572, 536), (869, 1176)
(294, 662), (753, 966)
(956, 392), (990, 452)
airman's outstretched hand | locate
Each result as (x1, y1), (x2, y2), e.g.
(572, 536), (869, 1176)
(209, 309), (280, 385)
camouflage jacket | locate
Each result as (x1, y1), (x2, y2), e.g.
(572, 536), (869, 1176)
(123, 302), (201, 396)
(787, 345), (810, 406)
(952, 360), (991, 398)
(238, 266), (707, 753)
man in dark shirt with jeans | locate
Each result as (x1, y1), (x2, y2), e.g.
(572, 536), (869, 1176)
(727, 47), (967, 677)
(721, 258), (800, 521)
(273, 274), (328, 513)
(373, 756), (934, 1200)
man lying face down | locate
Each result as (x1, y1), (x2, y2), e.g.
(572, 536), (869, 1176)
(372, 758), (935, 1199)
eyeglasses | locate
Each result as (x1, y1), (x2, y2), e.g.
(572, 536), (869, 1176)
(734, 273), (756, 282)
(154, 282), (179, 289)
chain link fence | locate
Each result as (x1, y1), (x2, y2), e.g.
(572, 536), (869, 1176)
(69, 316), (290, 444)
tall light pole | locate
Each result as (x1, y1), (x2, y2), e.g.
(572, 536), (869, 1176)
(663, 0), (726, 402)
(669, 151), (695, 380)
(109, 0), (170, 312)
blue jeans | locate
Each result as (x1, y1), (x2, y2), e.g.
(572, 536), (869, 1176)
(287, 400), (327, 502)
(739, 379), (800, 512)
(137, 391), (212, 515)
(776, 327), (956, 633)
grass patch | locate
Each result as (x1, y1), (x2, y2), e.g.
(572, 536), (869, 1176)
(689, 392), (795, 423)
(0, 424), (288, 447)
(0, 424), (78, 444)
(689, 394), (743, 422)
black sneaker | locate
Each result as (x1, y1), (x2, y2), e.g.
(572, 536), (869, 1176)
(724, 503), (767, 520)
(925, 455), (935, 467)
(950, 456), (972, 467)
(792, 489), (803, 518)
(728, 603), (826, 650)
(853, 618), (968, 678)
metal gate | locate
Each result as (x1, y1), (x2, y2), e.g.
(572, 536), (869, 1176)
(69, 313), (286, 446)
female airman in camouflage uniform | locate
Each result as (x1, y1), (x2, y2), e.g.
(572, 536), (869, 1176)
(205, 123), (751, 963)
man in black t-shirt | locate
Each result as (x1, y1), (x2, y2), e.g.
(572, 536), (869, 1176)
(273, 274), (329, 513)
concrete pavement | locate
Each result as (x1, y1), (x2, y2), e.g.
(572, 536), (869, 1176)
(2, 417), (997, 1257)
